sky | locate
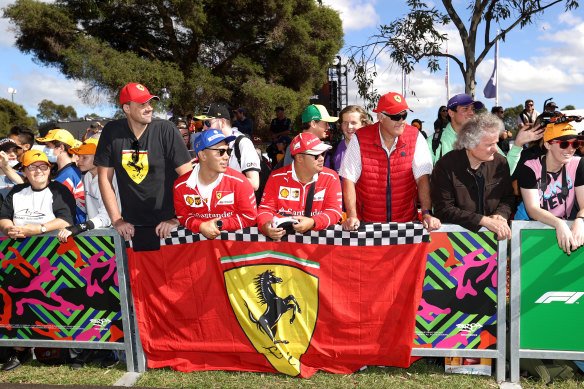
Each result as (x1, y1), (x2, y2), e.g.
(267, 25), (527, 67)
(1, 0), (584, 134)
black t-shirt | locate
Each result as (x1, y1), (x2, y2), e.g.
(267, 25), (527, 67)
(270, 117), (291, 134)
(0, 181), (76, 226)
(94, 118), (191, 225)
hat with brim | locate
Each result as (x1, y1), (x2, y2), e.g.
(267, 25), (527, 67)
(22, 150), (50, 167)
(301, 105), (338, 123)
(373, 92), (412, 115)
(119, 83), (159, 105)
(70, 138), (99, 155)
(290, 133), (332, 156)
(544, 122), (583, 142)
(447, 93), (484, 111)
(36, 129), (78, 148)
(193, 129), (236, 154)
(0, 138), (21, 152)
(196, 102), (232, 121)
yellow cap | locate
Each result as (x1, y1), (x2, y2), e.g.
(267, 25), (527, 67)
(22, 150), (50, 167)
(36, 129), (78, 147)
(70, 138), (99, 155)
(544, 122), (580, 142)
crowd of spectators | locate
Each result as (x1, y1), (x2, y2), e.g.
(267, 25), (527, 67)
(2, 81), (582, 372)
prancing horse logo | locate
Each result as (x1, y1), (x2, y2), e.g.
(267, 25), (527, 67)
(245, 270), (301, 345)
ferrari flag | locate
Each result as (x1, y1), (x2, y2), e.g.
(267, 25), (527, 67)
(126, 224), (429, 377)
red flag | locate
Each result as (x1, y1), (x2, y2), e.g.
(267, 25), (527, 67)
(127, 225), (429, 377)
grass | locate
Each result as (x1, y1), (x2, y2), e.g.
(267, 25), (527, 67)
(1, 359), (584, 388)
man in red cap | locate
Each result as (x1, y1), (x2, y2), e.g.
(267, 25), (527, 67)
(340, 92), (441, 231)
(257, 133), (342, 239)
(95, 83), (192, 243)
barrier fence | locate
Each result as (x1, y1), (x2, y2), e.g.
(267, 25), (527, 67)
(0, 223), (510, 381)
(510, 220), (584, 383)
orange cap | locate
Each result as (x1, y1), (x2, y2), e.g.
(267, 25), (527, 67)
(22, 150), (50, 167)
(70, 138), (99, 155)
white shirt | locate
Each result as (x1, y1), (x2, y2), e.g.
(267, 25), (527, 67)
(84, 171), (121, 229)
(339, 126), (433, 183)
(228, 129), (261, 173)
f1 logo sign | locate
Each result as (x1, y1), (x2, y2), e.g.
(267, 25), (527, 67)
(535, 292), (584, 304)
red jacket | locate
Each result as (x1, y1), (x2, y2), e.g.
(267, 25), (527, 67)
(257, 164), (342, 231)
(173, 167), (257, 233)
(355, 123), (418, 222)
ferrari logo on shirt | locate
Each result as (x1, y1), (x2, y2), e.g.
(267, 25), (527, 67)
(217, 192), (234, 205)
(122, 150), (149, 184)
(279, 187), (290, 199)
(216, 192), (223, 200)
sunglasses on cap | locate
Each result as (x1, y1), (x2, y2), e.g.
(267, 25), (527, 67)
(381, 111), (408, 121)
(206, 147), (232, 157)
(549, 140), (581, 149)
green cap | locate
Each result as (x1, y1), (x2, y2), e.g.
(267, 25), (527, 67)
(301, 104), (338, 123)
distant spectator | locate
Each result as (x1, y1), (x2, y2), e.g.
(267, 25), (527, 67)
(544, 101), (558, 112)
(199, 102), (261, 191)
(431, 113), (514, 240)
(433, 105), (449, 133)
(411, 119), (427, 139)
(281, 104), (338, 168)
(174, 129), (257, 239)
(330, 105), (370, 174)
(518, 121), (584, 254)
(518, 99), (539, 126)
(178, 123), (191, 150)
(269, 106), (292, 140)
(57, 139), (121, 243)
(0, 138), (24, 198)
(0, 150), (75, 372)
(492, 106), (511, 154)
(258, 133), (342, 240)
(233, 107), (253, 137)
(340, 92), (440, 232)
(82, 122), (104, 142)
(269, 135), (291, 166)
(36, 129), (85, 224)
(9, 126), (34, 161)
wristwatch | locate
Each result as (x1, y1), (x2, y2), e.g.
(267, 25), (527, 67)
(216, 220), (223, 230)
(421, 210), (433, 216)
(40, 224), (47, 233)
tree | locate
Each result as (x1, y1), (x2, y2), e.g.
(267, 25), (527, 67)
(4, 0), (343, 136)
(0, 98), (37, 136)
(503, 104), (524, 132)
(348, 0), (579, 104)
(561, 105), (576, 110)
(37, 99), (77, 123)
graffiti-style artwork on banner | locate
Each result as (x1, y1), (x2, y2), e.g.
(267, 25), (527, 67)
(414, 231), (498, 350)
(0, 236), (124, 343)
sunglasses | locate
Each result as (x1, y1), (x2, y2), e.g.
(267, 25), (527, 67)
(549, 140), (581, 149)
(131, 140), (140, 163)
(382, 111), (408, 121)
(527, 104), (534, 106)
(301, 152), (326, 160)
(440, 110), (447, 113)
(207, 148), (232, 157)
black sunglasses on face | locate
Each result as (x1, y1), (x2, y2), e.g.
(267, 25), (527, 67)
(440, 110), (447, 113)
(207, 148), (232, 156)
(382, 111), (408, 121)
(549, 140), (581, 149)
(301, 152), (326, 160)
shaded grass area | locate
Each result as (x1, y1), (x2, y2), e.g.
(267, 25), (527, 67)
(1, 359), (584, 388)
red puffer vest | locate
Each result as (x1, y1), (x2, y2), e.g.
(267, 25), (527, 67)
(355, 123), (418, 222)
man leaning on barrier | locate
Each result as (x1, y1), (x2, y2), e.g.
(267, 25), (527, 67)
(339, 91), (440, 232)
(174, 129), (257, 240)
(517, 120), (584, 254)
(430, 113), (515, 240)
(257, 133), (342, 240)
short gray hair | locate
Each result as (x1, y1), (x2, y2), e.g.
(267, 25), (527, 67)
(454, 113), (504, 150)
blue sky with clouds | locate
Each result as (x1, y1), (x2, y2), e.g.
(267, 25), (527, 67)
(1, 0), (584, 131)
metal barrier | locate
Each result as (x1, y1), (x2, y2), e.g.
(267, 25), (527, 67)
(411, 225), (507, 382)
(510, 220), (584, 382)
(0, 229), (137, 372)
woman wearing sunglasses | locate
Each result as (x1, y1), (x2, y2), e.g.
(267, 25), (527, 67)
(518, 122), (584, 254)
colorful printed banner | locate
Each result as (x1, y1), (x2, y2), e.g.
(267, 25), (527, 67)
(414, 231), (498, 351)
(0, 236), (124, 343)
(520, 229), (584, 351)
(127, 224), (429, 377)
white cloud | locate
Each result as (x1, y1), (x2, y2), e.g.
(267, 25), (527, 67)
(0, 17), (15, 48)
(322, 0), (380, 31)
(558, 11), (582, 26)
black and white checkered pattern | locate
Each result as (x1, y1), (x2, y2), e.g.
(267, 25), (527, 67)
(126, 223), (429, 248)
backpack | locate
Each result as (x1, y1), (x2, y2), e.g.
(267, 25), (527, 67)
(233, 135), (271, 204)
(34, 348), (71, 365)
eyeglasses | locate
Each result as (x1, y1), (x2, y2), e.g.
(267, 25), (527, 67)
(27, 164), (50, 172)
(206, 148), (232, 156)
(549, 140), (581, 149)
(181, 133), (190, 138)
(132, 140), (140, 163)
(381, 111), (408, 121)
(301, 152), (326, 160)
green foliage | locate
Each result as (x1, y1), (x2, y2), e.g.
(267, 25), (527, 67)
(504, 104), (524, 132)
(562, 104), (576, 110)
(0, 98), (37, 136)
(348, 0), (579, 107)
(4, 0), (344, 137)
(37, 99), (77, 123)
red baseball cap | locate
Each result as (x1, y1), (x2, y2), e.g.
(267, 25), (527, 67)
(119, 83), (159, 105)
(290, 133), (332, 156)
(373, 92), (411, 115)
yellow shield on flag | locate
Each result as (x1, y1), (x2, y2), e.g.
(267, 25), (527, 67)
(224, 260), (318, 376)
(122, 150), (148, 184)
